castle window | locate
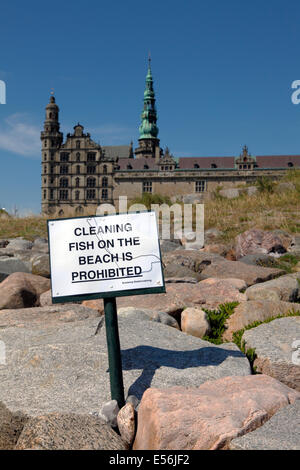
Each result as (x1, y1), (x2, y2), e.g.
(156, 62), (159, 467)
(44, 141), (47, 147)
(60, 178), (69, 188)
(51, 140), (55, 147)
(239, 165), (242, 169)
(76, 165), (80, 174)
(76, 140), (80, 149)
(59, 190), (69, 200)
(243, 164), (247, 169)
(103, 165), (107, 174)
(143, 181), (152, 193)
(50, 189), (54, 200)
(50, 178), (54, 184)
(60, 153), (69, 162)
(87, 165), (96, 174)
(86, 189), (96, 199)
(50, 165), (54, 174)
(211, 163), (217, 168)
(75, 177), (80, 187)
(76, 152), (80, 161)
(195, 180), (205, 192)
(102, 177), (108, 188)
(127, 164), (133, 170)
(43, 190), (46, 199)
(87, 177), (96, 188)
(75, 191), (80, 200)
(44, 166), (47, 174)
(44, 153), (47, 160)
(51, 153), (54, 161)
(49, 113), (52, 119)
(194, 164), (200, 169)
(288, 162), (294, 167)
(102, 189), (108, 200)
(60, 165), (69, 174)
(144, 164), (149, 169)
(87, 153), (96, 162)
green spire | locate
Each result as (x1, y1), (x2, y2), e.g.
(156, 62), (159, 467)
(139, 57), (159, 140)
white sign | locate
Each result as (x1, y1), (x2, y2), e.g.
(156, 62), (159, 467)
(48, 211), (165, 302)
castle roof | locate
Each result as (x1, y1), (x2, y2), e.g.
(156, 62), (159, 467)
(102, 145), (132, 160)
(178, 155), (300, 169)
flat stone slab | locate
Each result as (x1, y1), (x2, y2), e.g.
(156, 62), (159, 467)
(223, 300), (300, 341)
(242, 317), (300, 391)
(246, 273), (300, 302)
(0, 257), (31, 275)
(163, 250), (285, 286)
(230, 400), (300, 450)
(0, 310), (251, 417)
(15, 413), (127, 450)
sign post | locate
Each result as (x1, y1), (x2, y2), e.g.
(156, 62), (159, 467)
(104, 297), (125, 408)
(47, 211), (165, 408)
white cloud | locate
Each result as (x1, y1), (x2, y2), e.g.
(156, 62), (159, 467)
(0, 113), (40, 158)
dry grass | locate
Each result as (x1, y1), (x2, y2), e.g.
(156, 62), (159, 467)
(204, 191), (300, 243)
(1, 170), (299, 242)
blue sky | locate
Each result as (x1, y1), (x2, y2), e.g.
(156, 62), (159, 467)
(1, 0), (300, 214)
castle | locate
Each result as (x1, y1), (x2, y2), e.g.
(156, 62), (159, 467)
(41, 60), (300, 215)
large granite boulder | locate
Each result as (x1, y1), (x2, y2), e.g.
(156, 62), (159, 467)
(31, 254), (50, 278)
(0, 402), (28, 450)
(83, 280), (246, 319)
(223, 300), (300, 341)
(245, 273), (300, 302)
(15, 413), (127, 450)
(230, 400), (300, 450)
(0, 272), (50, 309)
(6, 239), (33, 251)
(0, 309), (251, 418)
(235, 229), (294, 259)
(0, 257), (31, 278)
(0, 304), (100, 329)
(163, 250), (284, 286)
(242, 317), (300, 391)
(133, 375), (300, 450)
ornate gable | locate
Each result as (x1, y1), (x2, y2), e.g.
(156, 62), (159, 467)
(235, 145), (257, 170)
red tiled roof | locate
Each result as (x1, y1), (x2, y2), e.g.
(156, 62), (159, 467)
(115, 155), (300, 171)
(117, 157), (159, 170)
(178, 157), (235, 169)
(178, 155), (300, 169)
(255, 155), (300, 168)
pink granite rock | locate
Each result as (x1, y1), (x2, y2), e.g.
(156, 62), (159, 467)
(181, 308), (211, 338)
(223, 300), (300, 341)
(117, 403), (136, 446)
(0, 272), (50, 310)
(235, 229), (293, 259)
(133, 375), (300, 450)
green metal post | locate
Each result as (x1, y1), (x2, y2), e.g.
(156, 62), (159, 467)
(104, 297), (125, 409)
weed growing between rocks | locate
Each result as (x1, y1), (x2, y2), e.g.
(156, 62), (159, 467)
(256, 253), (300, 274)
(232, 310), (300, 372)
(202, 302), (239, 345)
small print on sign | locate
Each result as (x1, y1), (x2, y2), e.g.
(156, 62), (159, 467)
(48, 211), (165, 302)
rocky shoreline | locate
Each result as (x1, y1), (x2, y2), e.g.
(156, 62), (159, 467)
(0, 229), (299, 450)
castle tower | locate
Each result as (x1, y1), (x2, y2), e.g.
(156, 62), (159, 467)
(135, 58), (162, 161)
(41, 94), (63, 213)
